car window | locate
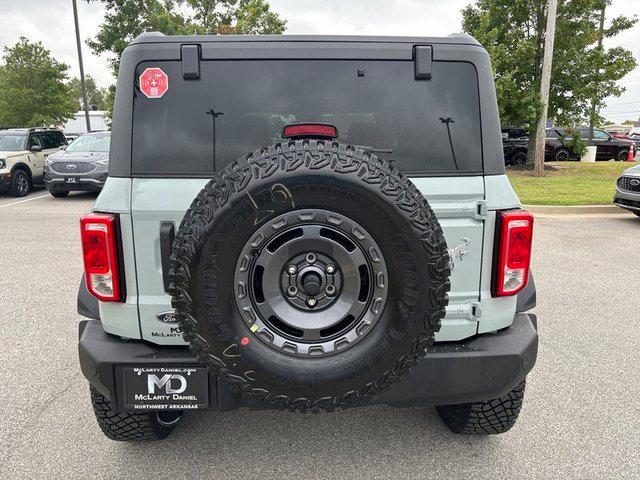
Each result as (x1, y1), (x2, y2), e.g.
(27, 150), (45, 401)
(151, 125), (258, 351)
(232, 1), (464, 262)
(545, 130), (558, 139)
(594, 130), (609, 140)
(40, 133), (59, 149)
(50, 131), (66, 146)
(0, 133), (26, 151)
(67, 134), (110, 153)
(133, 60), (484, 175)
(28, 134), (42, 149)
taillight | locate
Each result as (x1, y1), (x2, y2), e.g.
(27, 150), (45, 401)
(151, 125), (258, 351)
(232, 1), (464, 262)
(493, 210), (534, 297)
(282, 123), (338, 139)
(80, 213), (123, 302)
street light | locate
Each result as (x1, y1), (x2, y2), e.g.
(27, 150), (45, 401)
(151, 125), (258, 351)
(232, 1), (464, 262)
(72, 0), (91, 132)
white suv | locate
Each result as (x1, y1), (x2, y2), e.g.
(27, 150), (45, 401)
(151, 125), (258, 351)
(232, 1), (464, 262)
(0, 128), (67, 196)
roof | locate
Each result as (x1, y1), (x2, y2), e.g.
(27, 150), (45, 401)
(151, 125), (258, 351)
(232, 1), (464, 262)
(79, 130), (110, 136)
(0, 127), (61, 133)
(131, 32), (480, 47)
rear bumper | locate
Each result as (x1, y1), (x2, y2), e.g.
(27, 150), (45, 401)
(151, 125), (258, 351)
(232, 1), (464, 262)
(79, 314), (538, 412)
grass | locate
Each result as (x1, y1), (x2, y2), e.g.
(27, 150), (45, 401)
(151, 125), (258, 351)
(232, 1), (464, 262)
(506, 161), (633, 206)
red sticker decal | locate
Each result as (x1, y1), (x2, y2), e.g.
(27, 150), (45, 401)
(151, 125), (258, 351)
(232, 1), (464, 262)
(241, 337), (250, 346)
(139, 67), (169, 99)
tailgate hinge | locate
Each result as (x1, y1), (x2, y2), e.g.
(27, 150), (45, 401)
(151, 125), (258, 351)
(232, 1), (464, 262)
(452, 301), (483, 321)
(474, 200), (488, 220)
(413, 45), (432, 80)
(181, 44), (201, 80)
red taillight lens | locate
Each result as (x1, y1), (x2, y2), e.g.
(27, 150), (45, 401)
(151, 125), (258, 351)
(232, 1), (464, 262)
(282, 123), (338, 139)
(493, 210), (534, 297)
(80, 213), (122, 302)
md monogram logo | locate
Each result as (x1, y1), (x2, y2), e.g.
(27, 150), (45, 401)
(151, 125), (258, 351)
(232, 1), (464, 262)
(147, 374), (187, 394)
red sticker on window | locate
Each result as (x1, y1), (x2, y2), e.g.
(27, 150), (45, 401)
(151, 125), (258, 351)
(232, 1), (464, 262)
(139, 67), (169, 99)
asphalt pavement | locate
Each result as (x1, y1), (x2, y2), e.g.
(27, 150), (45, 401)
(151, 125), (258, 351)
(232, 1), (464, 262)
(1, 188), (639, 479)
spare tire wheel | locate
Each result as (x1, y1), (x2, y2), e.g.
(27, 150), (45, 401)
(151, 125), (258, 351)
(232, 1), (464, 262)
(170, 140), (450, 412)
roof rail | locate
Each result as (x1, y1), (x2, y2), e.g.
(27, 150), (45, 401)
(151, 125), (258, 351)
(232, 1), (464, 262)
(27, 127), (61, 133)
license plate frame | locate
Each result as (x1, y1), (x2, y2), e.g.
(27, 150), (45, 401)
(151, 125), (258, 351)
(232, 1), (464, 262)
(122, 366), (209, 411)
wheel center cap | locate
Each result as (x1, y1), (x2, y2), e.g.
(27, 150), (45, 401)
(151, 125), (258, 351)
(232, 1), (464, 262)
(301, 271), (323, 295)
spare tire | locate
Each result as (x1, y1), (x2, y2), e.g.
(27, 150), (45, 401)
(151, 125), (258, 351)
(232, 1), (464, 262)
(170, 140), (450, 412)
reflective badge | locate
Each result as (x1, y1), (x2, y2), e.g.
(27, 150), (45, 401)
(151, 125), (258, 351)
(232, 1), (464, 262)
(139, 67), (169, 99)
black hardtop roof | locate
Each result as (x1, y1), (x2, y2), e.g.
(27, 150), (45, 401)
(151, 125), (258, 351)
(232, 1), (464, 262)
(131, 32), (481, 47)
(110, 30), (506, 177)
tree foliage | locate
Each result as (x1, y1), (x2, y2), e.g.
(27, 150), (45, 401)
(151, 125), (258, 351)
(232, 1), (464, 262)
(68, 74), (109, 110)
(461, 0), (637, 129)
(0, 37), (77, 127)
(88, 0), (286, 75)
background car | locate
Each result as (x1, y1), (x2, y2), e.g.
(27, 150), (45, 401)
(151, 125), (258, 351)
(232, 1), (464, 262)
(0, 127), (67, 196)
(502, 127), (529, 166)
(546, 127), (634, 161)
(43, 131), (110, 197)
(614, 163), (640, 217)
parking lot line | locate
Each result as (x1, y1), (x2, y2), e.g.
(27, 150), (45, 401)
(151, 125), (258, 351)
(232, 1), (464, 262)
(0, 193), (50, 209)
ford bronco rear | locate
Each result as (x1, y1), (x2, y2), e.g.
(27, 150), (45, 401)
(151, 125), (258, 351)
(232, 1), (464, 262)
(77, 33), (538, 441)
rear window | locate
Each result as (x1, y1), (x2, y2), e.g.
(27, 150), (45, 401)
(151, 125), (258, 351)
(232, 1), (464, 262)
(132, 60), (482, 176)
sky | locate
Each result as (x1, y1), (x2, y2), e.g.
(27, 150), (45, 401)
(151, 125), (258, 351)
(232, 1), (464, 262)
(0, 0), (638, 123)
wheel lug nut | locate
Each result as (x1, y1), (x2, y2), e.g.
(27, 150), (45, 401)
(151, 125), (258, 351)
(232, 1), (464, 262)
(325, 264), (335, 274)
(306, 297), (317, 308)
(287, 286), (298, 297)
(325, 285), (336, 296)
(287, 264), (297, 275)
(305, 253), (316, 264)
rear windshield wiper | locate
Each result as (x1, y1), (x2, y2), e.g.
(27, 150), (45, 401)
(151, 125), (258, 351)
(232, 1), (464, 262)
(439, 117), (460, 171)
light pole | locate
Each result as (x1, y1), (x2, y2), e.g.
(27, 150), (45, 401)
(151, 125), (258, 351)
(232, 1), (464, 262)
(533, 0), (558, 177)
(72, 0), (91, 132)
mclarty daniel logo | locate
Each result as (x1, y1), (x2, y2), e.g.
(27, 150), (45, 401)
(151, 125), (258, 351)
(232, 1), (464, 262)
(148, 374), (187, 394)
(132, 368), (199, 402)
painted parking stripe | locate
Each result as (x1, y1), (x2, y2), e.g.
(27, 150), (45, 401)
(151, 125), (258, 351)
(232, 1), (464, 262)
(0, 193), (50, 209)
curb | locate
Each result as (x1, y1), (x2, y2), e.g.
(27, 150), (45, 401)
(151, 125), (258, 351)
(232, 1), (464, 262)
(524, 204), (623, 215)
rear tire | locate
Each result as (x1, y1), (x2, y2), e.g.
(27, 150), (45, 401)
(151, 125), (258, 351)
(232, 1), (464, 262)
(616, 149), (629, 162)
(9, 169), (31, 197)
(436, 379), (526, 435)
(49, 189), (70, 198)
(90, 387), (182, 441)
(512, 151), (527, 166)
(553, 148), (571, 162)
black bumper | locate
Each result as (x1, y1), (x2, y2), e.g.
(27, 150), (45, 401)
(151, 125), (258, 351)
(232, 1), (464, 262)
(79, 314), (538, 412)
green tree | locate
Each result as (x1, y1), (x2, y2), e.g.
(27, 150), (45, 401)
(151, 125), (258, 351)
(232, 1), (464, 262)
(88, 0), (286, 75)
(0, 37), (77, 127)
(68, 74), (108, 110)
(462, 0), (636, 161)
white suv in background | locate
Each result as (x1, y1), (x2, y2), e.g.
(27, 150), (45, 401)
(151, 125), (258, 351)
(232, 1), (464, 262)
(0, 128), (67, 196)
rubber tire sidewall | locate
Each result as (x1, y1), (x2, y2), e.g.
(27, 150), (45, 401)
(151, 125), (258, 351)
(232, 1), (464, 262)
(10, 170), (30, 197)
(172, 142), (450, 409)
(512, 151), (527, 166)
(617, 149), (629, 162)
(554, 148), (570, 162)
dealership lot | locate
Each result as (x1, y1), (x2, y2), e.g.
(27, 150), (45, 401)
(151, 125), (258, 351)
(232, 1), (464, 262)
(1, 189), (638, 479)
